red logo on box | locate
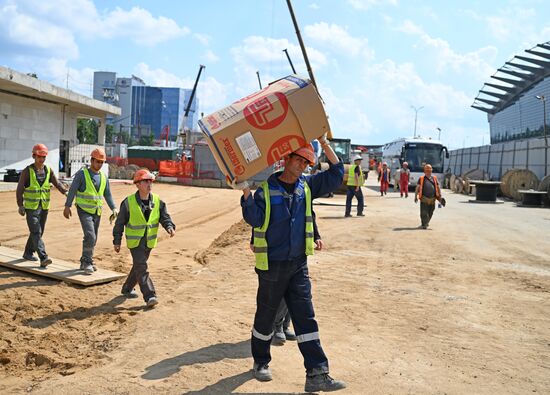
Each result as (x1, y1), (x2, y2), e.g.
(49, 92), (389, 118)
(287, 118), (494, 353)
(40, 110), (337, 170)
(221, 137), (245, 176)
(244, 92), (289, 130)
(267, 135), (306, 165)
(206, 115), (220, 130)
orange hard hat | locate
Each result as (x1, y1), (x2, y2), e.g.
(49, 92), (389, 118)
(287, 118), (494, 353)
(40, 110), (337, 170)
(91, 148), (106, 161)
(32, 144), (48, 156)
(292, 144), (316, 166)
(133, 169), (155, 184)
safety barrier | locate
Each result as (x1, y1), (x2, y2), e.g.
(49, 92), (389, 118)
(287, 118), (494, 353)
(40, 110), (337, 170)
(158, 160), (194, 177)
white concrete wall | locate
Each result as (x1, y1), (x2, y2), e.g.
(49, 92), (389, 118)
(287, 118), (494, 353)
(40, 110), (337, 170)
(0, 92), (80, 177)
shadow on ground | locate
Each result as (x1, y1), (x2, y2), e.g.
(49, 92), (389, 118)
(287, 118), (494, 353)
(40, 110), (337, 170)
(142, 339), (250, 380)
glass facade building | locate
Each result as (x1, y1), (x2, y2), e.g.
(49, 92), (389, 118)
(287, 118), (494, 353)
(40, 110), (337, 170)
(472, 42), (550, 144)
(92, 71), (200, 141)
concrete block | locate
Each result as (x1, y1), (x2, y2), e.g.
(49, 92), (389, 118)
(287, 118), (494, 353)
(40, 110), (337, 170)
(192, 178), (222, 188)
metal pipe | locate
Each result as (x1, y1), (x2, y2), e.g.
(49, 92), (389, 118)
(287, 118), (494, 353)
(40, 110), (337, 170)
(283, 49), (297, 74)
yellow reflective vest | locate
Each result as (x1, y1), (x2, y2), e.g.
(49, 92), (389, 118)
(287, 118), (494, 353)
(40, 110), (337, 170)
(253, 180), (314, 271)
(125, 193), (160, 249)
(75, 168), (106, 215)
(23, 166), (51, 210)
(347, 164), (364, 186)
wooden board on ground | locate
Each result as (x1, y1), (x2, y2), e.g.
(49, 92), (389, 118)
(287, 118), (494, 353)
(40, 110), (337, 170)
(0, 246), (125, 286)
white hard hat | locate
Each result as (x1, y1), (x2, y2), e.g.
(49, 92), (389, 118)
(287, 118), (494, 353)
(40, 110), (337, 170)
(353, 155), (362, 161)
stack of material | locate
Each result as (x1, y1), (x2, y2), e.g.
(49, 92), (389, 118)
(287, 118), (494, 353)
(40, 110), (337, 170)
(462, 168), (489, 196)
(108, 164), (141, 180)
(538, 175), (550, 206)
(500, 169), (539, 201)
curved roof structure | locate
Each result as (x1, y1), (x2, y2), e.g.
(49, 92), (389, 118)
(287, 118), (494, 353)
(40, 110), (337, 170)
(472, 41), (550, 114)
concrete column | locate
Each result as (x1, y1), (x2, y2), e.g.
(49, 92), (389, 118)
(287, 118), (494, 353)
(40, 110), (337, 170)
(98, 117), (106, 145)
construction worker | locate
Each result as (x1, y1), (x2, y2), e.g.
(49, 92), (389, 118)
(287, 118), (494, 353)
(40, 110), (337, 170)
(63, 148), (117, 274)
(414, 163), (446, 229)
(16, 144), (68, 266)
(399, 161), (410, 198)
(345, 154), (365, 217)
(378, 161), (390, 196)
(235, 136), (346, 392)
(112, 169), (175, 307)
(250, 210), (322, 346)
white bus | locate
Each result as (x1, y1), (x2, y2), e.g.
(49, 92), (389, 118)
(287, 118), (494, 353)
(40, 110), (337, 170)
(382, 137), (449, 188)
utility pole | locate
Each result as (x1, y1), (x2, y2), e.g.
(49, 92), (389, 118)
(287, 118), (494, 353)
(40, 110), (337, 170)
(411, 105), (424, 138)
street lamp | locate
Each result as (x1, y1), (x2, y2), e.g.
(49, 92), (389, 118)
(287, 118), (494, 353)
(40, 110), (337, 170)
(436, 127), (442, 140)
(536, 95), (547, 176)
(411, 105), (424, 138)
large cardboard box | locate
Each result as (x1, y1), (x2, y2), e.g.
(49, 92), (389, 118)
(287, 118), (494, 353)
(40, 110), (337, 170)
(198, 75), (330, 183)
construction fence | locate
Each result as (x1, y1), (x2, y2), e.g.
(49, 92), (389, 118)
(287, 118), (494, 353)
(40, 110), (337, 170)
(448, 137), (549, 180)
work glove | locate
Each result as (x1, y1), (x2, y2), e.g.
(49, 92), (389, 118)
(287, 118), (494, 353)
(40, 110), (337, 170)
(18, 206), (25, 216)
(440, 197), (446, 207)
(414, 197), (418, 204)
(109, 209), (119, 225)
(229, 179), (249, 190)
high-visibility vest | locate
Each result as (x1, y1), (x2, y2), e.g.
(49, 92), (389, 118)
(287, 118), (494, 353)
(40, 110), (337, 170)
(23, 166), (51, 210)
(418, 175), (441, 200)
(75, 168), (106, 215)
(347, 165), (365, 186)
(125, 193), (160, 249)
(253, 180), (314, 271)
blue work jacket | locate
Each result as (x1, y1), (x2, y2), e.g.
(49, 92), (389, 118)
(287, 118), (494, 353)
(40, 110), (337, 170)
(241, 160), (344, 262)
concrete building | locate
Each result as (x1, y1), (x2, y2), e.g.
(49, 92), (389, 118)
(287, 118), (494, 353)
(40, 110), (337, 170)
(0, 66), (121, 177)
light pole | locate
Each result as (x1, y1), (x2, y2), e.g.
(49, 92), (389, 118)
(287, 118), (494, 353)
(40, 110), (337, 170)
(536, 95), (547, 176)
(436, 127), (442, 140)
(411, 105), (424, 138)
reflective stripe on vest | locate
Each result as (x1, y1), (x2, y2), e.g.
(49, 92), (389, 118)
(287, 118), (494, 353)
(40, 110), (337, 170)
(418, 175), (440, 200)
(75, 168), (106, 215)
(23, 166), (51, 210)
(125, 193), (161, 249)
(347, 164), (365, 186)
(253, 180), (314, 271)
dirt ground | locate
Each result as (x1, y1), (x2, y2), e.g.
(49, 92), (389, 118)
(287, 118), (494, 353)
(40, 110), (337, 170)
(0, 177), (549, 394)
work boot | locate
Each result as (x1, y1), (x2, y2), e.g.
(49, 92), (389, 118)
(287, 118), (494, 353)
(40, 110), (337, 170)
(146, 296), (159, 308)
(271, 330), (286, 346)
(357, 213), (365, 217)
(305, 369), (346, 393)
(40, 257), (52, 268)
(23, 254), (38, 262)
(253, 362), (272, 382)
(344, 214), (352, 218)
(283, 328), (297, 341)
(121, 289), (139, 298)
(92, 264), (97, 272)
(81, 263), (94, 274)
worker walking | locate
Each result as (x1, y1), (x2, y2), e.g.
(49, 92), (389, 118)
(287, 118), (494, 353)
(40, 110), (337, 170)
(414, 164), (446, 229)
(64, 148), (117, 274)
(378, 162), (390, 196)
(16, 144), (68, 266)
(345, 155), (365, 217)
(236, 136), (346, 392)
(112, 169), (175, 307)
(399, 162), (410, 198)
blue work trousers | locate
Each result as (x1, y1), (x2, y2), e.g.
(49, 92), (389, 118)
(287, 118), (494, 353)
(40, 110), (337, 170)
(345, 186), (364, 216)
(251, 258), (329, 373)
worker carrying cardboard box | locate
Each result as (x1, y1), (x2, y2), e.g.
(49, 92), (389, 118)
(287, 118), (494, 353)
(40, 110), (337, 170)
(16, 144), (68, 267)
(234, 134), (346, 393)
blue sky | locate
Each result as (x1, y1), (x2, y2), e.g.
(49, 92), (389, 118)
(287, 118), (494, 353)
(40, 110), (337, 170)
(1, 0), (549, 149)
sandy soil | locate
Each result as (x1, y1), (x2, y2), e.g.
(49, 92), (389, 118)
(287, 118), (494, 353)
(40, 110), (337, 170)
(0, 178), (549, 394)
